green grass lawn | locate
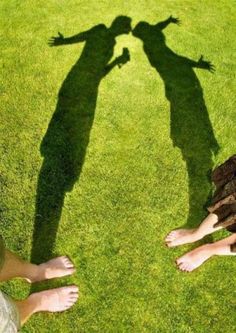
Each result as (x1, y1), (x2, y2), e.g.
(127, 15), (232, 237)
(1, 0), (236, 332)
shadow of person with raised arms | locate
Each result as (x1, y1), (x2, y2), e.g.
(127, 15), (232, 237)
(133, 16), (219, 228)
(31, 16), (131, 265)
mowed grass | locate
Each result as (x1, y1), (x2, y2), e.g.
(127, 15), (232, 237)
(0, 0), (236, 332)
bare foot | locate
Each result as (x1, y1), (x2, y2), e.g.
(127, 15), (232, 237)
(28, 285), (79, 313)
(165, 228), (200, 247)
(176, 244), (213, 272)
(27, 256), (76, 283)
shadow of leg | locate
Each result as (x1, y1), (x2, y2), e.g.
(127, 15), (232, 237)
(184, 153), (214, 243)
(31, 160), (66, 266)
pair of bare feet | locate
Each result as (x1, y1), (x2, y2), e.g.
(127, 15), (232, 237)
(21, 256), (79, 314)
(165, 229), (213, 272)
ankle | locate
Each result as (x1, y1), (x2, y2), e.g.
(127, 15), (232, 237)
(194, 229), (208, 240)
(26, 293), (44, 314)
(190, 229), (203, 241)
(207, 243), (231, 256)
(25, 264), (42, 283)
(201, 243), (215, 257)
(38, 262), (52, 280)
(15, 296), (39, 324)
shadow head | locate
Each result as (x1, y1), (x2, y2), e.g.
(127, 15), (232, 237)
(133, 21), (165, 43)
(110, 16), (132, 36)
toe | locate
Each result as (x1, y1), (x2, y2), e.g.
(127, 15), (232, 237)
(65, 260), (74, 268)
(167, 241), (177, 248)
(179, 263), (189, 272)
(165, 234), (172, 241)
(64, 305), (71, 311)
(70, 296), (78, 303)
(70, 293), (79, 300)
(70, 296), (78, 302)
(62, 256), (71, 263)
(67, 268), (76, 275)
(176, 256), (184, 265)
(165, 232), (176, 240)
(63, 257), (74, 267)
(182, 263), (189, 271)
(186, 264), (195, 272)
(69, 285), (79, 293)
(168, 240), (176, 247)
(58, 256), (68, 263)
(178, 263), (185, 271)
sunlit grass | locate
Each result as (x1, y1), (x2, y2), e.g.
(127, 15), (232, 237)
(0, 1), (235, 332)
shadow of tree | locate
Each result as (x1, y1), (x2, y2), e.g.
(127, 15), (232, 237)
(31, 16), (131, 265)
(133, 16), (219, 228)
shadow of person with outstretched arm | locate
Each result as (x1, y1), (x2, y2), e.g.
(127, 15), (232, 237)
(31, 16), (131, 265)
(133, 16), (219, 228)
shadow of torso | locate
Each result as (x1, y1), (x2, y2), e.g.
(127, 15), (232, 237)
(41, 24), (115, 190)
(138, 22), (217, 151)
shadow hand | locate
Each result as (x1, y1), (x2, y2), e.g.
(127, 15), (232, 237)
(198, 55), (215, 72)
(48, 32), (65, 47)
(169, 15), (181, 25)
(117, 48), (130, 68)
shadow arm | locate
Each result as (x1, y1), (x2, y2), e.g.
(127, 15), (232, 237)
(190, 55), (215, 72)
(48, 30), (91, 46)
(155, 16), (181, 30)
(103, 58), (120, 76)
(103, 48), (130, 77)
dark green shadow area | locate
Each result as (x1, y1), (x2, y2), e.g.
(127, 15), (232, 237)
(31, 16), (131, 265)
(133, 16), (220, 228)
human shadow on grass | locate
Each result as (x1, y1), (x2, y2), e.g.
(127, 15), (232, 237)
(133, 16), (219, 228)
(31, 16), (131, 266)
